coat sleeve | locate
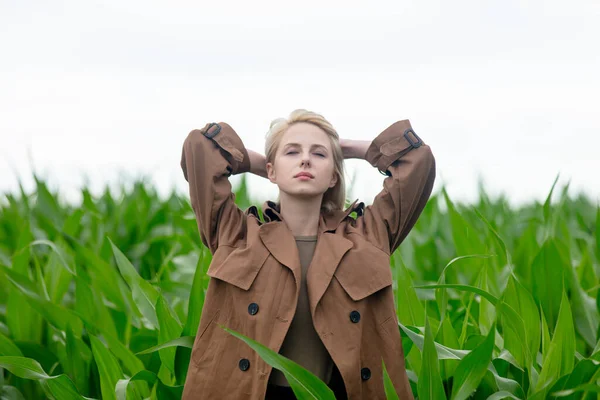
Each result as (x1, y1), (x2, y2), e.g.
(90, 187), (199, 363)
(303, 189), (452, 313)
(360, 119), (436, 255)
(180, 122), (251, 253)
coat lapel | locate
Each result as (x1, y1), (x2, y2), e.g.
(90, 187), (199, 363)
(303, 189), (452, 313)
(259, 200), (359, 313)
(258, 221), (301, 286)
(307, 230), (353, 317)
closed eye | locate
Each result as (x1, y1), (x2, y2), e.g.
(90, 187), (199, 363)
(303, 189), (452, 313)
(284, 151), (326, 157)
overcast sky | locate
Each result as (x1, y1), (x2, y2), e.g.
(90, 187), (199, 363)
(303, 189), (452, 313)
(1, 0), (599, 207)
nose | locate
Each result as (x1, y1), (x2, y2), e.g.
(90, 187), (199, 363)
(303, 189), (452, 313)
(301, 156), (310, 167)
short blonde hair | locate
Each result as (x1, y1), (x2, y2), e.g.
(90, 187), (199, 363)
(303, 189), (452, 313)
(265, 109), (346, 214)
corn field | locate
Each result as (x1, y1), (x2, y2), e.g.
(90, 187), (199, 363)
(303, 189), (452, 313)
(0, 175), (599, 399)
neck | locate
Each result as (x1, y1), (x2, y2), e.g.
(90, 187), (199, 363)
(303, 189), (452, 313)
(278, 193), (322, 237)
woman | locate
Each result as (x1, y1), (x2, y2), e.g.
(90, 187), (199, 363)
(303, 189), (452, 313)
(180, 109), (436, 399)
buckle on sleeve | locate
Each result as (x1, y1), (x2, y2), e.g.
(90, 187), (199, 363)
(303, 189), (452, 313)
(404, 128), (422, 148)
(203, 123), (222, 139)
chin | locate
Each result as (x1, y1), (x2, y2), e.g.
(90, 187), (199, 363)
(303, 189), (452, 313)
(291, 190), (320, 197)
(281, 188), (326, 199)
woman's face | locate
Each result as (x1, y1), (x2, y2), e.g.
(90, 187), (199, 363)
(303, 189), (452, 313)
(266, 122), (338, 201)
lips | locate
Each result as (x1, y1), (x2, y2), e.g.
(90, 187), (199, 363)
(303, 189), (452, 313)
(294, 172), (314, 178)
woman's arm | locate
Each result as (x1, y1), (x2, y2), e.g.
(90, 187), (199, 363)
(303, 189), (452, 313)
(345, 121), (436, 255)
(340, 139), (370, 160)
(181, 122), (251, 253)
(247, 149), (268, 179)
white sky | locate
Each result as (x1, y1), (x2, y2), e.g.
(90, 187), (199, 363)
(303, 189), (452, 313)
(1, 0), (599, 207)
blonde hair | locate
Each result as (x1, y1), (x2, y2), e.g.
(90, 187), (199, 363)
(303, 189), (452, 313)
(265, 109), (346, 214)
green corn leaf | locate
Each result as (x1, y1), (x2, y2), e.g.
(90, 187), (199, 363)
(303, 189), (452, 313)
(63, 234), (129, 313)
(435, 255), (494, 329)
(392, 253), (425, 326)
(136, 336), (195, 355)
(547, 358), (600, 398)
(414, 283), (499, 305)
(497, 301), (531, 368)
(182, 248), (208, 337)
(489, 370), (525, 396)
(551, 383), (600, 397)
(531, 239), (566, 331)
(2, 265), (83, 336)
(442, 188), (486, 256)
(65, 325), (91, 396)
(1, 264), (41, 299)
(90, 329), (150, 400)
(566, 261), (599, 349)
(42, 375), (94, 400)
(593, 340), (600, 359)
(535, 289), (576, 392)
(109, 238), (160, 329)
(102, 333), (145, 377)
(501, 274), (540, 370)
(115, 370), (183, 400)
(576, 250), (597, 294)
(4, 287), (43, 354)
(478, 264), (496, 336)
(11, 220), (34, 274)
(442, 188), (486, 284)
(450, 322), (496, 400)
(540, 308), (551, 364)
(43, 250), (73, 304)
(486, 391), (522, 400)
(473, 207), (510, 267)
(223, 327), (336, 400)
(17, 239), (75, 276)
(74, 275), (119, 340)
(512, 222), (539, 289)
(72, 274), (135, 379)
(0, 356), (92, 400)
(399, 322), (468, 360)
(3, 232), (43, 344)
(32, 176), (63, 227)
(62, 208), (84, 237)
(155, 379), (185, 400)
(89, 335), (123, 400)
(0, 385), (27, 400)
(436, 315), (460, 381)
(0, 356), (49, 380)
(156, 296), (183, 375)
(382, 359), (400, 400)
(33, 254), (50, 301)
(417, 314), (446, 400)
(595, 204), (600, 262)
(542, 174), (560, 225)
(0, 332), (22, 357)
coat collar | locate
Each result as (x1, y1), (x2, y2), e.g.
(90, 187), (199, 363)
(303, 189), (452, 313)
(261, 199), (361, 233)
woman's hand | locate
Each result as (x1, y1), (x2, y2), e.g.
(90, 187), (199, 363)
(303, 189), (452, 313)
(339, 138), (370, 160)
(247, 149), (268, 179)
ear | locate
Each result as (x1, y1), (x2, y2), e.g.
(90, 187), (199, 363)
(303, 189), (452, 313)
(266, 162), (276, 183)
(329, 173), (338, 188)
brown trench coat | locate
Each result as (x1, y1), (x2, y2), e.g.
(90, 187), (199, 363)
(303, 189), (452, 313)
(180, 119), (436, 399)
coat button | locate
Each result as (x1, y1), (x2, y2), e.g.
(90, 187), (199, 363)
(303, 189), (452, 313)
(361, 367), (371, 381)
(239, 358), (250, 371)
(349, 310), (361, 323)
(248, 303), (259, 315)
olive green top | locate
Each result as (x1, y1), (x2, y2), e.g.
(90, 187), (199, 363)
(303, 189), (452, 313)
(269, 235), (334, 387)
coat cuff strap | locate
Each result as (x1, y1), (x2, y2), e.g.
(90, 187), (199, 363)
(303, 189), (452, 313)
(201, 122), (251, 174)
(365, 120), (424, 175)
